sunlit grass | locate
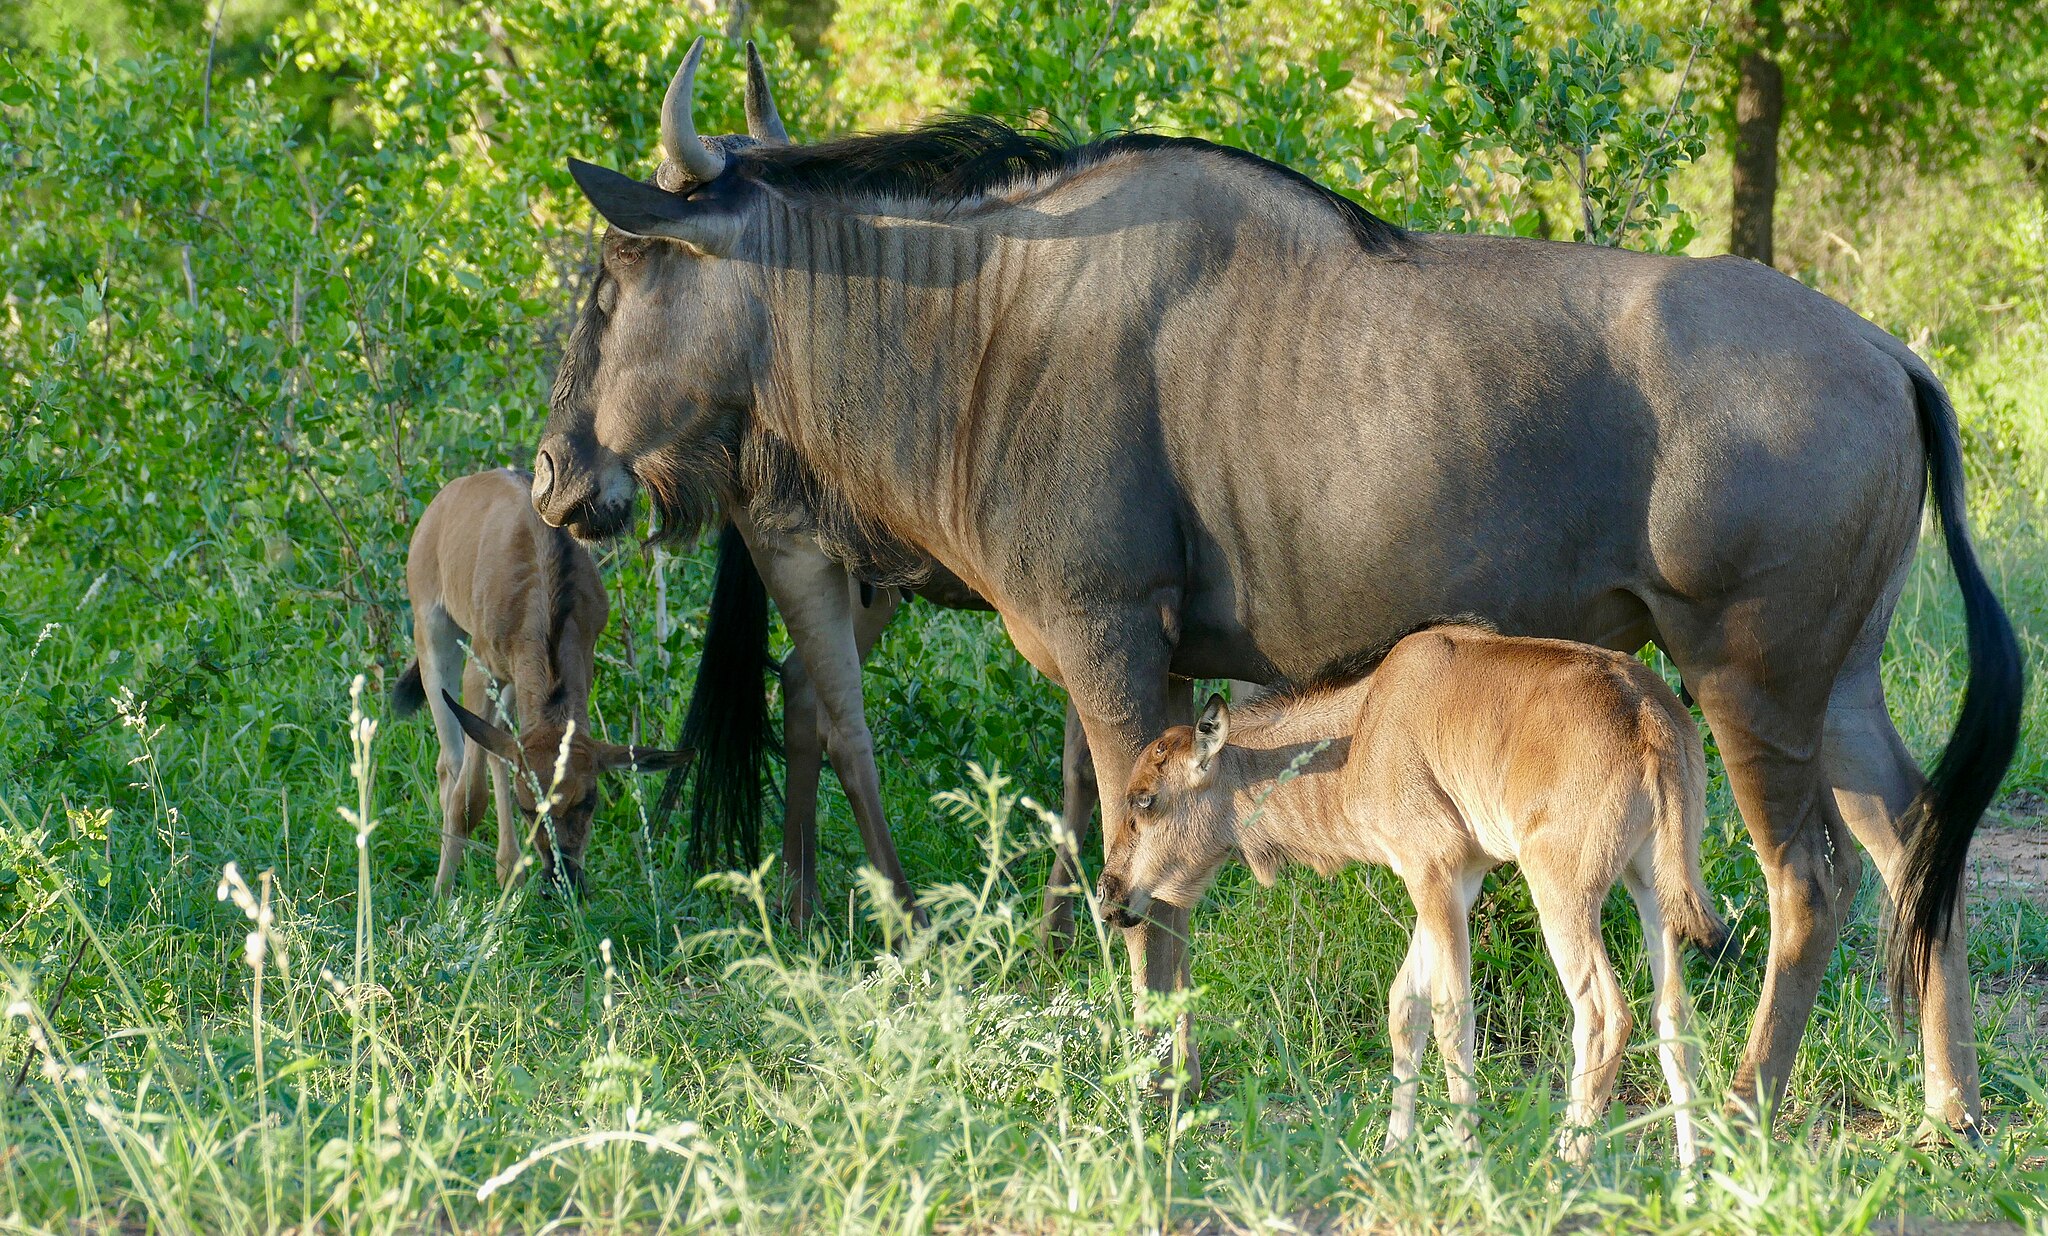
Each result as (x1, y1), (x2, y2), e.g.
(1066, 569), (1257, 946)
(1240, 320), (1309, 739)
(3, 297), (2047, 1236)
(2, 653), (2045, 1231)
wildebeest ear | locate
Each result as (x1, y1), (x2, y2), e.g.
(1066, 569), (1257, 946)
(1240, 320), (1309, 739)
(598, 742), (695, 773)
(443, 691), (522, 764)
(1192, 693), (1229, 771)
(567, 158), (745, 257)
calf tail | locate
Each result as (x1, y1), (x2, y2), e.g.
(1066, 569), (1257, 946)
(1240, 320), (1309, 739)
(392, 661), (426, 719)
(1651, 738), (1732, 960)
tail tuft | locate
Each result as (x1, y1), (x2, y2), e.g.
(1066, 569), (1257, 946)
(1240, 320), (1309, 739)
(392, 661), (426, 718)
(1649, 684), (1732, 964)
(1675, 900), (1735, 963)
(1886, 367), (2024, 1011)
(654, 522), (776, 871)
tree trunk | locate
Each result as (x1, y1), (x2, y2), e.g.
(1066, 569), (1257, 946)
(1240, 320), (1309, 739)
(1730, 47), (1784, 265)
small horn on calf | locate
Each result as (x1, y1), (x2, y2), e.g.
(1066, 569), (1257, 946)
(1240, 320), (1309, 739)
(661, 35), (728, 185)
(744, 40), (789, 144)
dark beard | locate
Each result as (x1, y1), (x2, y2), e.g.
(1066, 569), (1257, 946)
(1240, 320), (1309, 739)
(637, 427), (743, 548)
(739, 430), (934, 589)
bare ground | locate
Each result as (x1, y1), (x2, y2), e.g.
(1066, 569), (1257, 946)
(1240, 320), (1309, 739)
(1971, 790), (2048, 911)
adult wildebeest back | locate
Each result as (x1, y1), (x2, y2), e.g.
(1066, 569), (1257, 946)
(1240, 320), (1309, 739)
(534, 39), (2021, 1129)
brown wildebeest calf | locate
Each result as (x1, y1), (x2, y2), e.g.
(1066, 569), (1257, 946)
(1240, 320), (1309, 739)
(1099, 623), (1727, 1166)
(393, 468), (689, 896)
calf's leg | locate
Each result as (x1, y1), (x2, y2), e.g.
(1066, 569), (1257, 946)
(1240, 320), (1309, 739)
(1624, 860), (1701, 1169)
(1530, 877), (1633, 1165)
(1385, 925), (1438, 1148)
(484, 680), (523, 888)
(418, 608), (474, 898)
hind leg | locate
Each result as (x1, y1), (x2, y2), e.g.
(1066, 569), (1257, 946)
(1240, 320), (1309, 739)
(419, 607), (477, 898)
(1529, 876), (1634, 1165)
(1625, 860), (1701, 1169)
(1825, 652), (1982, 1131)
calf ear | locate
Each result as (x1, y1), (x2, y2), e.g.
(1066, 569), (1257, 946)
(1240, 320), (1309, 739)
(599, 742), (695, 773)
(1191, 693), (1230, 773)
(567, 158), (746, 257)
(443, 691), (522, 764)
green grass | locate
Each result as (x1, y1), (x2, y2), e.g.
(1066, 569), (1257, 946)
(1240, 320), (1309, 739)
(2, 482), (2046, 1232)
(3, 82), (2047, 1236)
(3, 327), (2047, 1231)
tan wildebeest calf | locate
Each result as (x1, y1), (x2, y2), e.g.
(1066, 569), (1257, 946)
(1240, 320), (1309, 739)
(1099, 623), (1727, 1166)
(393, 468), (689, 896)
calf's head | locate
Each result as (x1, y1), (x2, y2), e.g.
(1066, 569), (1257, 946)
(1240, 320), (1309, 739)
(1097, 695), (1237, 927)
(443, 692), (691, 891)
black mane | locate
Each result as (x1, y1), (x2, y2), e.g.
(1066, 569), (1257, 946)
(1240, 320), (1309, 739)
(736, 116), (1406, 256)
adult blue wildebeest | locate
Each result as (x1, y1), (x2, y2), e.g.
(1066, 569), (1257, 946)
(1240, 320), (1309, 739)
(532, 39), (2021, 1128)
(649, 49), (1158, 940)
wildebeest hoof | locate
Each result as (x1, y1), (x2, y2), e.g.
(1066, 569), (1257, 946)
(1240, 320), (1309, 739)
(1913, 1115), (1989, 1152)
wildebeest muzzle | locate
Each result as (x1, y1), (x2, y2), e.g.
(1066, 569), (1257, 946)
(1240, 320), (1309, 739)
(532, 435), (635, 541)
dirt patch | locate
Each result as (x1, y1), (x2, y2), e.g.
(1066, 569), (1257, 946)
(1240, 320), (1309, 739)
(1967, 793), (2048, 910)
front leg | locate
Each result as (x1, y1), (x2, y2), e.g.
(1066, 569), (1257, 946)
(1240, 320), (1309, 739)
(1055, 618), (1195, 1089)
(778, 648), (826, 926)
(733, 512), (924, 928)
(780, 580), (902, 929)
(1041, 699), (1099, 949)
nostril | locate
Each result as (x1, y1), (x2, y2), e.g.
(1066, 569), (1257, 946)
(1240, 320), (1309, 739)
(532, 449), (557, 504)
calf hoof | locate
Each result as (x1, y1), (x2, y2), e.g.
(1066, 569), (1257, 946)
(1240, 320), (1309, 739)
(1555, 1126), (1595, 1167)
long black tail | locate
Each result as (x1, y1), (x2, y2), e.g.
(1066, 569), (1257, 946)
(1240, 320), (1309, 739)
(1888, 367), (2025, 1005)
(652, 523), (776, 871)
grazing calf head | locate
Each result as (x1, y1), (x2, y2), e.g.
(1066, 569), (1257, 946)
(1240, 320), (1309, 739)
(443, 691), (690, 891)
(1098, 695), (1237, 926)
